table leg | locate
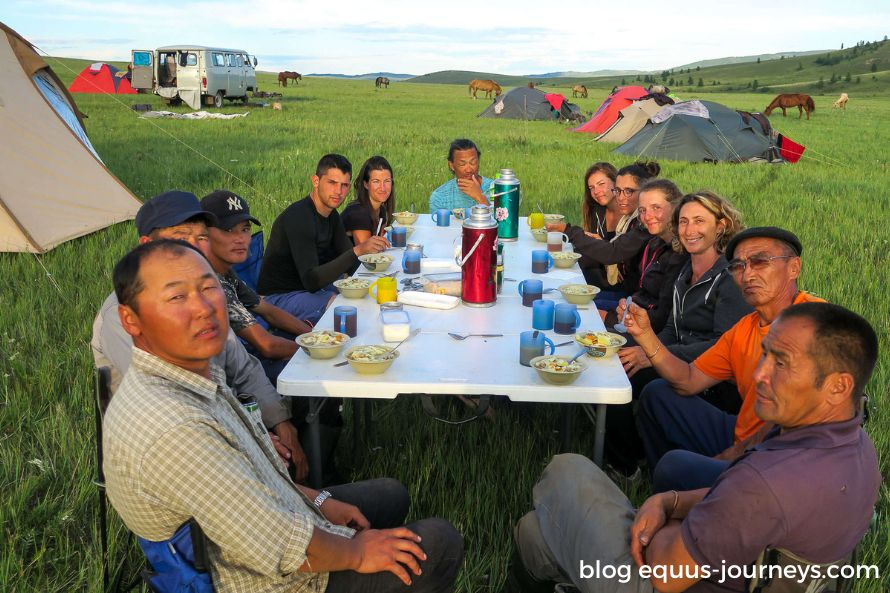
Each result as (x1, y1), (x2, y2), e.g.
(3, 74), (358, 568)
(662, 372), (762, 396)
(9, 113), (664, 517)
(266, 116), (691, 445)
(364, 400), (374, 446)
(352, 399), (362, 460)
(306, 397), (325, 488)
(592, 403), (607, 468)
(560, 404), (573, 452)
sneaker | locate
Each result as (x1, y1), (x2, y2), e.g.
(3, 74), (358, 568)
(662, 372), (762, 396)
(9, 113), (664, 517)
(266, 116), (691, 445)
(605, 463), (642, 486)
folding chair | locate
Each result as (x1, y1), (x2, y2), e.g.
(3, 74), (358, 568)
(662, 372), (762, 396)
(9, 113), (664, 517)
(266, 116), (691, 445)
(232, 231), (264, 292)
(95, 366), (214, 592)
(94, 366), (141, 593)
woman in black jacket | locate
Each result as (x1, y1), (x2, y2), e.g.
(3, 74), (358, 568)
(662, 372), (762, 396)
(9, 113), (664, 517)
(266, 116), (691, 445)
(605, 190), (750, 478)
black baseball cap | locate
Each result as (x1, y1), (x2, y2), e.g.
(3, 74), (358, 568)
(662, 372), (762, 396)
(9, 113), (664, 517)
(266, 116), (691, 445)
(725, 226), (803, 261)
(200, 190), (261, 230)
(135, 190), (217, 237)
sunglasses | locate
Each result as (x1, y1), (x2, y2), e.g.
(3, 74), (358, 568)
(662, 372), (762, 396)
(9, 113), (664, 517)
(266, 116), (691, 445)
(727, 254), (795, 276)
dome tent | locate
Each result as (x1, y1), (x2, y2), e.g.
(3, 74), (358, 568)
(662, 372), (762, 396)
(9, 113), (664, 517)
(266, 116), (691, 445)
(479, 86), (583, 121)
(614, 100), (785, 163)
(0, 22), (142, 252)
(69, 62), (137, 94)
(574, 85), (647, 135)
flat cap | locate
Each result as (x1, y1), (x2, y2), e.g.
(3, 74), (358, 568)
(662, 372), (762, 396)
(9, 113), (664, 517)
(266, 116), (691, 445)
(725, 226), (803, 261)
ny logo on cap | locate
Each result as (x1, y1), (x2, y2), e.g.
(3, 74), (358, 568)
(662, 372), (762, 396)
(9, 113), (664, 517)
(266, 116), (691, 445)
(226, 196), (243, 211)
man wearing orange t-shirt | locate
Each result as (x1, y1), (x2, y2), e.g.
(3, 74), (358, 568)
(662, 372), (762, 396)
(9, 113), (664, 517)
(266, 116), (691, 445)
(622, 227), (824, 491)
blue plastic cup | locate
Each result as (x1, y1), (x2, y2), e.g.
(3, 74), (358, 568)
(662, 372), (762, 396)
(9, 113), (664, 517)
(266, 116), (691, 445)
(519, 330), (555, 366)
(517, 278), (543, 307)
(532, 299), (555, 330)
(432, 209), (451, 227)
(388, 226), (407, 247)
(531, 250), (554, 274)
(553, 303), (581, 335)
(332, 305), (358, 337)
(402, 250), (421, 274)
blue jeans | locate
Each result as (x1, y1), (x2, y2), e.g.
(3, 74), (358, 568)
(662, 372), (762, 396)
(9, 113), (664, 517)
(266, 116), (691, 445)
(652, 450), (731, 493)
(262, 288), (337, 327)
(636, 379), (736, 469)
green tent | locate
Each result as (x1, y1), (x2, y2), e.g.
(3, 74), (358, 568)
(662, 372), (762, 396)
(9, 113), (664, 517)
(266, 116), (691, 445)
(478, 87), (583, 122)
(615, 100), (782, 163)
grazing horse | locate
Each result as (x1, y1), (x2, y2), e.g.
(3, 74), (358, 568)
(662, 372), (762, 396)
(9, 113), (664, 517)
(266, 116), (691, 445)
(277, 71), (301, 87)
(833, 93), (849, 109)
(572, 84), (588, 99)
(765, 93), (815, 120)
(375, 76), (390, 88)
(469, 79), (501, 99)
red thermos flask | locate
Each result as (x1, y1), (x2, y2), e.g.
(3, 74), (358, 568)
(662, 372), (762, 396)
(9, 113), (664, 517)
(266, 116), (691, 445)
(457, 204), (498, 307)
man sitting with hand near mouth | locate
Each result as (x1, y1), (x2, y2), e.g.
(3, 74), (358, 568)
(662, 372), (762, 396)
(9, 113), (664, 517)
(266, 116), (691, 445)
(428, 138), (494, 211)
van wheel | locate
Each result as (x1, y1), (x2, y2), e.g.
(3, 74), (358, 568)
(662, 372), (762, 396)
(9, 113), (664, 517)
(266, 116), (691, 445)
(241, 95), (249, 105)
(213, 91), (224, 108)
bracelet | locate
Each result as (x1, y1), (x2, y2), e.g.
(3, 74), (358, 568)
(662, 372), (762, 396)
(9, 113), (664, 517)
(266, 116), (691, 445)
(313, 490), (332, 509)
(668, 489), (679, 518)
(645, 344), (662, 360)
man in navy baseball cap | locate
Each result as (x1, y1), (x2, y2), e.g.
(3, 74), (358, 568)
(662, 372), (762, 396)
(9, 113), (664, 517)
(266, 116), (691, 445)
(200, 190), (261, 231)
(135, 190), (217, 238)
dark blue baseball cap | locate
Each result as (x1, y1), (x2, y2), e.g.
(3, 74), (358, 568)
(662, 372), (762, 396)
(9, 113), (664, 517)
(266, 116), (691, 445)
(135, 190), (217, 237)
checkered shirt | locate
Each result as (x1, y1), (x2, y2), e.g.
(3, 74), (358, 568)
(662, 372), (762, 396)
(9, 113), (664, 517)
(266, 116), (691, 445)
(103, 348), (354, 593)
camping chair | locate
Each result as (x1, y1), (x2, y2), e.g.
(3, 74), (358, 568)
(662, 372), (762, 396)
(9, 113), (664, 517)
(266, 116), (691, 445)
(232, 231), (264, 293)
(94, 367), (141, 593)
(94, 367), (214, 593)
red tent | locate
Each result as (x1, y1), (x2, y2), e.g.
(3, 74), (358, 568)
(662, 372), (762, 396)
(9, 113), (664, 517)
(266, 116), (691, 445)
(574, 86), (647, 135)
(68, 63), (137, 94)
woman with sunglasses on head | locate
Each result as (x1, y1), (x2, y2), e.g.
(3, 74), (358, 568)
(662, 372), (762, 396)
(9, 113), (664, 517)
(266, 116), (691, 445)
(342, 156), (396, 245)
(605, 190), (751, 479)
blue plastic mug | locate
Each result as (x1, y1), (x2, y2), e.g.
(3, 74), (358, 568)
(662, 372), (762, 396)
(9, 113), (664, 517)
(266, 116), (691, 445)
(517, 278), (543, 307)
(431, 209), (451, 227)
(332, 305), (358, 337)
(531, 250), (554, 274)
(388, 226), (407, 247)
(553, 303), (581, 335)
(532, 299), (555, 330)
(519, 331), (555, 366)
(402, 250), (421, 274)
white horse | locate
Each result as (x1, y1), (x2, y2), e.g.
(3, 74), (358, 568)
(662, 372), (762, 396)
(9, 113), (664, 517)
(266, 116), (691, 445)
(833, 93), (849, 109)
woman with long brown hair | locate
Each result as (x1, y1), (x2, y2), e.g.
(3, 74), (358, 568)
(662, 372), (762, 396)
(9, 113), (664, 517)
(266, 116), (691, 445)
(342, 155), (397, 245)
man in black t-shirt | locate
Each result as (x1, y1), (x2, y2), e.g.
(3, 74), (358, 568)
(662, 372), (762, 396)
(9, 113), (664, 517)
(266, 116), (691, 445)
(258, 154), (389, 324)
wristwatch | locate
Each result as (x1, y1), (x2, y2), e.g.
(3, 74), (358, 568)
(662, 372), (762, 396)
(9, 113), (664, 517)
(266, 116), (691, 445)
(313, 490), (332, 509)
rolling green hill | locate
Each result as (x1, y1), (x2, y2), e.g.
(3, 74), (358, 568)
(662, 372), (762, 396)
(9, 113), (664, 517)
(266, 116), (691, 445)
(410, 38), (890, 97)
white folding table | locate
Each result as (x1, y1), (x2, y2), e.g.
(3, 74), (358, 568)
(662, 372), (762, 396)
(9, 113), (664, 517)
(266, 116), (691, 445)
(277, 216), (632, 486)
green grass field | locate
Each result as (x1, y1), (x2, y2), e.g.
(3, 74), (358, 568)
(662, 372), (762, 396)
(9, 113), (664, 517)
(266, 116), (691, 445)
(1, 66), (887, 592)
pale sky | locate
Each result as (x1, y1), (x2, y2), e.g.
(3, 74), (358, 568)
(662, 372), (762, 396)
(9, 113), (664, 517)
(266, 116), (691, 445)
(4, 0), (889, 75)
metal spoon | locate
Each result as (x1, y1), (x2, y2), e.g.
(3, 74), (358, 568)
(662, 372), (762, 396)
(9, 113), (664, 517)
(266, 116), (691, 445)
(553, 340), (574, 348)
(613, 296), (633, 333)
(334, 328), (421, 367)
(448, 333), (503, 341)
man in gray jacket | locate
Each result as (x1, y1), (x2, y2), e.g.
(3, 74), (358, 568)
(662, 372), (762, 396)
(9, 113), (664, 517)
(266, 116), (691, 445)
(91, 190), (308, 478)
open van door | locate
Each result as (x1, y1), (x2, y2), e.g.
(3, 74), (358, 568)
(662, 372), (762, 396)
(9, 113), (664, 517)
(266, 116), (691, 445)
(131, 50), (153, 89)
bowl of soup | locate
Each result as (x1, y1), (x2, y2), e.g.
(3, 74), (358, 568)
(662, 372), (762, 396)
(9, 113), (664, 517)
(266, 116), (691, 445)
(558, 283), (601, 306)
(358, 253), (394, 272)
(334, 277), (371, 298)
(344, 345), (400, 375)
(551, 251), (582, 268)
(574, 330), (627, 358)
(530, 355), (588, 385)
(296, 330), (350, 359)
(393, 211), (418, 225)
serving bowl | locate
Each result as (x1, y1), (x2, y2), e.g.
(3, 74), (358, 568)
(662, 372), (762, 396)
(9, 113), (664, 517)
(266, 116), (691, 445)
(393, 211), (418, 225)
(558, 283), (601, 306)
(530, 227), (548, 242)
(574, 330), (627, 358)
(358, 253), (394, 272)
(344, 345), (400, 375)
(551, 251), (582, 268)
(334, 277), (371, 298)
(529, 355), (588, 385)
(296, 331), (350, 359)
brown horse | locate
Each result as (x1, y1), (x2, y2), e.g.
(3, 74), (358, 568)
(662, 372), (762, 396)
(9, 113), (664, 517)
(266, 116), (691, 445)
(469, 79), (501, 99)
(277, 71), (301, 87)
(765, 93), (815, 119)
(572, 84), (588, 98)
(375, 76), (390, 88)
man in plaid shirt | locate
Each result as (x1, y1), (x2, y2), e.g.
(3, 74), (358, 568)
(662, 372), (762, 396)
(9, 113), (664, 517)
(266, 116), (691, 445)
(103, 239), (463, 593)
